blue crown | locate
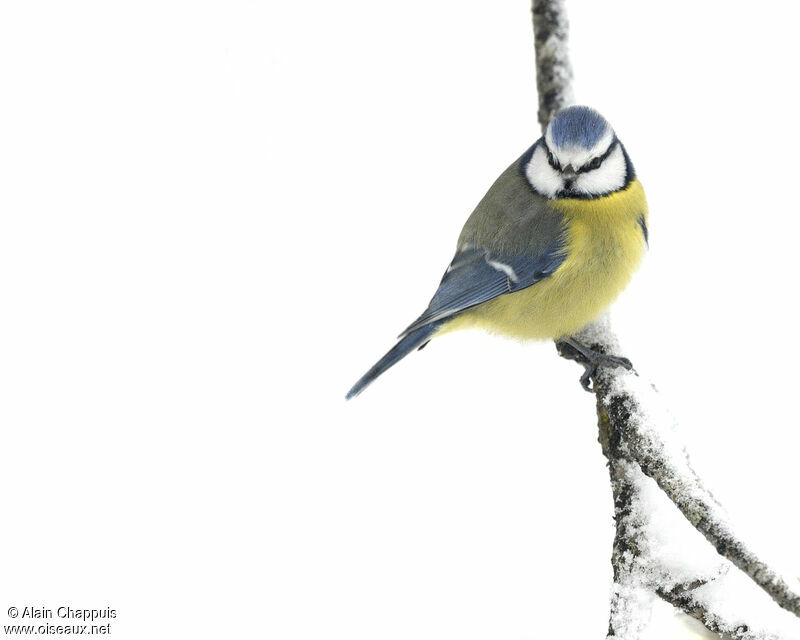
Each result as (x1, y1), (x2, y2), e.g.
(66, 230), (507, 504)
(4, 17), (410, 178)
(548, 106), (610, 151)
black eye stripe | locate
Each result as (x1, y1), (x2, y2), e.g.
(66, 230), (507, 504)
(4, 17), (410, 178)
(541, 136), (619, 174)
(577, 138), (619, 173)
(541, 142), (561, 171)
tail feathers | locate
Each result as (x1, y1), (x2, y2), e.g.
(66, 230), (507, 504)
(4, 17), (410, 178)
(346, 323), (440, 399)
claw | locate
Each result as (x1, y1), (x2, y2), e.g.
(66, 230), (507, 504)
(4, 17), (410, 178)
(558, 337), (634, 392)
(580, 365), (594, 391)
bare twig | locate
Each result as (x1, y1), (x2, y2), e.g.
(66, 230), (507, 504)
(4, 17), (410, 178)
(531, 0), (573, 131)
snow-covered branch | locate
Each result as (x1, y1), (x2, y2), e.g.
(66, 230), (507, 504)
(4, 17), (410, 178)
(605, 456), (726, 639)
(658, 577), (793, 640)
(605, 440), (799, 640)
(531, 1), (800, 637)
(565, 318), (800, 620)
(561, 319), (800, 639)
(606, 452), (799, 640)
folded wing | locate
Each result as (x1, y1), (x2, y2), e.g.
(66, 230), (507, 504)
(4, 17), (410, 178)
(400, 242), (566, 338)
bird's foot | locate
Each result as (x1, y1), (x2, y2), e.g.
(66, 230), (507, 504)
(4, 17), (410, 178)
(577, 353), (632, 392)
(557, 337), (633, 392)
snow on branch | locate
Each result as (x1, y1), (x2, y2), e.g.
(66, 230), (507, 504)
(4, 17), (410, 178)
(605, 457), (727, 639)
(569, 318), (800, 626)
(560, 318), (800, 640)
(530, 1), (800, 636)
(606, 450), (799, 640)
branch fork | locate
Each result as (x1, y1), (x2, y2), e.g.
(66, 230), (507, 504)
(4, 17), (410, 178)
(530, 2), (800, 636)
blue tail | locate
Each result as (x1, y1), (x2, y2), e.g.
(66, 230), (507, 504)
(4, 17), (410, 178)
(346, 323), (440, 399)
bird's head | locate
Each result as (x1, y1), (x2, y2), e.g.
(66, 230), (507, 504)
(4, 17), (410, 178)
(524, 106), (632, 199)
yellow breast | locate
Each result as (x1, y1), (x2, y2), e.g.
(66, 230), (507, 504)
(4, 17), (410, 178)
(442, 179), (648, 340)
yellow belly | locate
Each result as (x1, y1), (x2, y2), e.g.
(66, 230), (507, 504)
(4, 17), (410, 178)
(442, 179), (648, 340)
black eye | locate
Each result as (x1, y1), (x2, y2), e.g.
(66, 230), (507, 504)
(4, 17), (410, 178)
(589, 157), (602, 170)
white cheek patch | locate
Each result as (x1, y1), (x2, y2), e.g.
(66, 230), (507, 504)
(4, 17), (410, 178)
(525, 145), (563, 198)
(573, 145), (627, 196)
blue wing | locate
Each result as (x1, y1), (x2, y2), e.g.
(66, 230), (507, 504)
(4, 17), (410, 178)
(400, 243), (566, 338)
(346, 245), (565, 399)
(346, 151), (568, 399)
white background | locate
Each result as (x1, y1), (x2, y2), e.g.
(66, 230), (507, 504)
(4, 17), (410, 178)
(1, 1), (799, 638)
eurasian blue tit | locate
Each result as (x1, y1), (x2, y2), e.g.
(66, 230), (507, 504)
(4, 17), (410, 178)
(347, 105), (648, 398)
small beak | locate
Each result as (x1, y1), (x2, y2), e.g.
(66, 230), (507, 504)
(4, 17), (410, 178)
(561, 164), (577, 180)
